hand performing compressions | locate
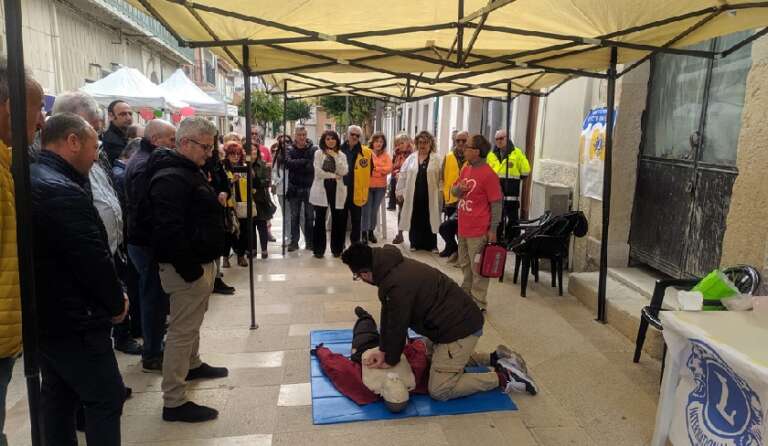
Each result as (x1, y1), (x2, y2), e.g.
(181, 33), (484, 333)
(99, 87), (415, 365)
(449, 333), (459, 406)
(362, 350), (392, 369)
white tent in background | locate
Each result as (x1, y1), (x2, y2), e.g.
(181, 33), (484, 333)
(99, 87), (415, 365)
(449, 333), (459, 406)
(160, 69), (227, 116)
(81, 67), (187, 110)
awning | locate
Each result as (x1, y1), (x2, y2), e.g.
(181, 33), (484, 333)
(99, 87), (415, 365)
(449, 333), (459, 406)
(159, 68), (228, 115)
(129, 0), (768, 99)
(81, 66), (188, 110)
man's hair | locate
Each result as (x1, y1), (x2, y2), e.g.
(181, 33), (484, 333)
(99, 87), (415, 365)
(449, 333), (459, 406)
(294, 125), (307, 135)
(145, 119), (174, 141)
(469, 134), (492, 159)
(176, 116), (217, 146)
(107, 99), (128, 115)
(126, 124), (144, 139)
(41, 113), (92, 147)
(52, 91), (101, 123)
(319, 130), (341, 152)
(122, 137), (142, 160)
(347, 125), (363, 137)
(0, 56), (34, 103)
(341, 243), (374, 274)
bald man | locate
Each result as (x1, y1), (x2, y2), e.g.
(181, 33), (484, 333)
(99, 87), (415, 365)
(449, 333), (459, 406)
(125, 119), (176, 372)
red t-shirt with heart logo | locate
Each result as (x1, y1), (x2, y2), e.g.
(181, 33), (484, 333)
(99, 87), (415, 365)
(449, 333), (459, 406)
(455, 163), (503, 238)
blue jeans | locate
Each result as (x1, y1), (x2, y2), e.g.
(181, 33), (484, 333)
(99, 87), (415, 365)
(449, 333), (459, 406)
(0, 356), (15, 446)
(289, 192), (313, 247)
(276, 194), (291, 245)
(361, 187), (387, 232)
(128, 244), (169, 360)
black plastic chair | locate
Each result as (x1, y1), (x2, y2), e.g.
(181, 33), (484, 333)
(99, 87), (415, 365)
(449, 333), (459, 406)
(505, 211), (552, 284)
(633, 265), (761, 370)
(510, 211), (588, 297)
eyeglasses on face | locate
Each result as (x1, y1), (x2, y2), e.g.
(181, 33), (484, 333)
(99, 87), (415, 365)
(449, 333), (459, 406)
(455, 138), (467, 143)
(349, 133), (361, 138)
(187, 138), (214, 152)
(495, 137), (505, 141)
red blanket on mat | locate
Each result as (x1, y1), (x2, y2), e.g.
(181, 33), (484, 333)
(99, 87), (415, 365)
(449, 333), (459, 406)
(314, 340), (430, 405)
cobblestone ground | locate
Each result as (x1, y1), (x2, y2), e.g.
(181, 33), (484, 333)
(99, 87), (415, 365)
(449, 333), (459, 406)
(4, 209), (662, 445)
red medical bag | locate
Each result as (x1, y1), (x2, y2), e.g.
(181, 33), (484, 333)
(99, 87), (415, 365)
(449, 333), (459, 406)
(474, 243), (507, 278)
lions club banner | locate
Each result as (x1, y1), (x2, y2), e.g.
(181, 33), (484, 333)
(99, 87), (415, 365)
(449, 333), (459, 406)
(653, 314), (767, 445)
(579, 107), (617, 201)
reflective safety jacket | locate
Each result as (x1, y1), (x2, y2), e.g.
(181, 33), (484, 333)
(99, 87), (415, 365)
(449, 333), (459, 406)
(486, 144), (530, 198)
(442, 151), (466, 206)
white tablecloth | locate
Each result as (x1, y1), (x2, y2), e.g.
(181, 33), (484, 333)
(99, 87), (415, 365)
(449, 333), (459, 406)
(652, 311), (768, 446)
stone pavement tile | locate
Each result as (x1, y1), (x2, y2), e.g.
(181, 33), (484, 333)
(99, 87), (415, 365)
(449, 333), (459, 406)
(508, 388), (581, 429)
(287, 322), (355, 337)
(125, 433), (272, 445)
(281, 349), (310, 384)
(286, 334), (311, 350)
(530, 352), (658, 437)
(290, 302), (327, 324)
(531, 427), (594, 445)
(601, 351), (661, 399)
(566, 319), (636, 354)
(323, 300), (381, 323)
(199, 325), (290, 354)
(275, 405), (314, 433)
(277, 382), (311, 407)
(122, 386), (279, 443)
(582, 411), (655, 446)
(488, 412), (541, 445)
(272, 421), (449, 446)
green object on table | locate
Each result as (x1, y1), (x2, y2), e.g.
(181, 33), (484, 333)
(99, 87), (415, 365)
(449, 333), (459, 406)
(692, 270), (739, 311)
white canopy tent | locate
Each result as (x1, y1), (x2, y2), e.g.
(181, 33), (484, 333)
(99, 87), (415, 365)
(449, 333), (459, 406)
(80, 67), (188, 110)
(159, 69), (228, 115)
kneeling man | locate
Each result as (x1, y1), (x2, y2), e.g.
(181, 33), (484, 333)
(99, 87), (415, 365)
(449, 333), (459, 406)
(341, 243), (537, 400)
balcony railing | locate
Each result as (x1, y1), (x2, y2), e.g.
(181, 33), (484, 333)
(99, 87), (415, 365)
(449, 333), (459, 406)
(101, 0), (194, 61)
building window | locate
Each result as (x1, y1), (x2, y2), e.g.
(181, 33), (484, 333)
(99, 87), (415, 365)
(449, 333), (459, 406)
(204, 51), (216, 85)
(644, 31), (753, 166)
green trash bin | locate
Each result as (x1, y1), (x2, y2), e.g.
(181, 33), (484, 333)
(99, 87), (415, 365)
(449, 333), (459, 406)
(691, 270), (740, 311)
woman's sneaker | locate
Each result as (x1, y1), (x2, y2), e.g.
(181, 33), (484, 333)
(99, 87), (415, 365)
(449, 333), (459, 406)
(497, 357), (538, 396)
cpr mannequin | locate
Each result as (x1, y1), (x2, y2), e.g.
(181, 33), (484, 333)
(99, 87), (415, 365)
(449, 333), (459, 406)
(361, 348), (415, 413)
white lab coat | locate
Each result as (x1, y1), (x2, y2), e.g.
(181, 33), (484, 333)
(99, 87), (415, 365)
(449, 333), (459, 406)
(309, 149), (349, 209)
(396, 151), (442, 233)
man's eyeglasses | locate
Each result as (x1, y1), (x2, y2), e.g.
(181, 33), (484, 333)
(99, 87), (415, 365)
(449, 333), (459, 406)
(495, 137), (505, 141)
(349, 133), (361, 138)
(188, 138), (214, 152)
(455, 138), (467, 143)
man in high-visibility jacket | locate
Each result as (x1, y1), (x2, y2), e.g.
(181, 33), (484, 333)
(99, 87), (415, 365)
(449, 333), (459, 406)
(486, 130), (530, 243)
(438, 130), (468, 259)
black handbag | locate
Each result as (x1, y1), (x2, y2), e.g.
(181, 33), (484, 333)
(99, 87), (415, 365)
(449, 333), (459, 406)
(321, 154), (336, 173)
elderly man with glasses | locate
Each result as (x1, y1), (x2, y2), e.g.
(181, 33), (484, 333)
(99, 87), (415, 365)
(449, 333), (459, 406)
(486, 130), (530, 244)
(340, 125), (374, 249)
(141, 117), (229, 423)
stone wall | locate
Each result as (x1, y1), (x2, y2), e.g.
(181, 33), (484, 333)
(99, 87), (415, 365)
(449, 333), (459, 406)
(720, 37), (768, 292)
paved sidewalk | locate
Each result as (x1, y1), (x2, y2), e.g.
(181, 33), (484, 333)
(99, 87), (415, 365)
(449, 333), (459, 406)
(4, 209), (662, 445)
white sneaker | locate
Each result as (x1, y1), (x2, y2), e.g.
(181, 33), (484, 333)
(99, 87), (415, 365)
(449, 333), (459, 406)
(495, 345), (528, 374)
(498, 357), (538, 395)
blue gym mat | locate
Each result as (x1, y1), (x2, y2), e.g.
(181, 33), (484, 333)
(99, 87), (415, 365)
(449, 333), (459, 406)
(310, 329), (517, 425)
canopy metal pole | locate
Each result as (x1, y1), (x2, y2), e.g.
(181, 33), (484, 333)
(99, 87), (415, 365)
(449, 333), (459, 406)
(4, 0), (42, 444)
(456, 0), (465, 65)
(243, 45), (258, 331)
(282, 80), (288, 256)
(503, 81), (512, 245)
(596, 47), (618, 324)
(345, 95), (350, 126)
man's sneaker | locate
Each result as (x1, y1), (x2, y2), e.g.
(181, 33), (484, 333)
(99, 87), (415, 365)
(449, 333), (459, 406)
(186, 363), (229, 381)
(142, 357), (163, 374)
(368, 232), (378, 244)
(268, 234), (277, 242)
(115, 337), (143, 355)
(162, 401), (218, 423)
(491, 344), (528, 373)
(392, 233), (404, 244)
(439, 248), (455, 258)
(287, 243), (299, 252)
(213, 278), (235, 295)
(446, 252), (459, 264)
(497, 357), (538, 395)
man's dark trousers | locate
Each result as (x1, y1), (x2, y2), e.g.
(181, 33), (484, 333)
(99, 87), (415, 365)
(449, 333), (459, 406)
(439, 205), (458, 255)
(40, 336), (125, 446)
(289, 188), (313, 247)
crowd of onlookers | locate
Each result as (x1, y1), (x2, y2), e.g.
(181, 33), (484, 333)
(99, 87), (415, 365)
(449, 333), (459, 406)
(0, 58), (530, 443)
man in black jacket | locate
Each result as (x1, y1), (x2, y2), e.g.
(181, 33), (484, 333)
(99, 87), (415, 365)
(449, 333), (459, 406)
(285, 126), (315, 251)
(125, 119), (175, 372)
(143, 116), (228, 423)
(102, 100), (133, 165)
(31, 113), (128, 445)
(341, 243), (538, 401)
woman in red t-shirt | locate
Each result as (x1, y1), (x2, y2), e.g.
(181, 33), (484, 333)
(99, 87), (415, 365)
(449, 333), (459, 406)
(451, 134), (503, 311)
